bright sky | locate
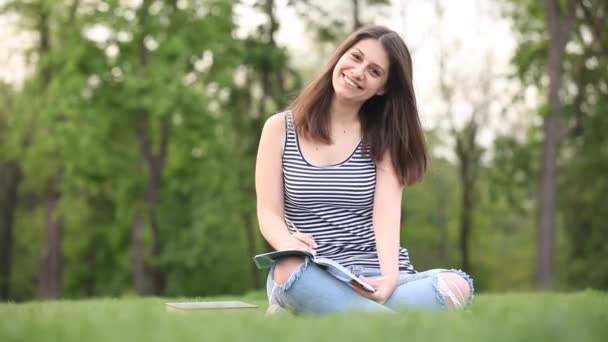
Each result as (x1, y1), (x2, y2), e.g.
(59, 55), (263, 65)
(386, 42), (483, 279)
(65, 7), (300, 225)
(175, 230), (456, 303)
(0, 12), (33, 86)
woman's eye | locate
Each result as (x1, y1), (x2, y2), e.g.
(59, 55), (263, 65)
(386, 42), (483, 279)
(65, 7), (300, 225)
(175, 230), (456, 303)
(351, 53), (361, 60)
(370, 68), (381, 77)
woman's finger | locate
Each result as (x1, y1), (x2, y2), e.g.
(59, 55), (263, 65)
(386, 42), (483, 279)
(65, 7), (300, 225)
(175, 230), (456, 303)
(291, 240), (312, 250)
(294, 233), (317, 248)
(293, 232), (318, 248)
(287, 239), (315, 254)
(359, 275), (382, 288)
(351, 281), (375, 299)
(352, 281), (387, 303)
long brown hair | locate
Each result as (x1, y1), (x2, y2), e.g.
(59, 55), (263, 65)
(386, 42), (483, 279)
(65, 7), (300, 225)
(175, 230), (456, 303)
(290, 25), (428, 186)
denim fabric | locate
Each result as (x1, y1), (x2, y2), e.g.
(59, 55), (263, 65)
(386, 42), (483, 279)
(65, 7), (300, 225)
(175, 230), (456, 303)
(266, 257), (474, 314)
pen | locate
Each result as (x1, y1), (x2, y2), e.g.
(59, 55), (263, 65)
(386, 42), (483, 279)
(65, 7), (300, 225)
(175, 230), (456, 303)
(286, 219), (317, 253)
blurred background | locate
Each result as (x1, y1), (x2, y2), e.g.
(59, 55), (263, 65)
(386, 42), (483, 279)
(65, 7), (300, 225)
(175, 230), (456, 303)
(0, 0), (606, 301)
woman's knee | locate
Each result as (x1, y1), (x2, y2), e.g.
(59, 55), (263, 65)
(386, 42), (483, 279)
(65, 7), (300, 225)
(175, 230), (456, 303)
(272, 256), (305, 285)
(436, 272), (473, 309)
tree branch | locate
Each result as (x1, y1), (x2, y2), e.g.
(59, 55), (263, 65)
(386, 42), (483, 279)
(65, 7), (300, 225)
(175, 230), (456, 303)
(577, 0), (608, 54)
(68, 0), (80, 23)
(135, 119), (154, 167)
(158, 116), (170, 171)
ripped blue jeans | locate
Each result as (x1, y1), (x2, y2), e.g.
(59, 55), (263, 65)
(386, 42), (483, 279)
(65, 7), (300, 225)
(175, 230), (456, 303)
(266, 257), (474, 314)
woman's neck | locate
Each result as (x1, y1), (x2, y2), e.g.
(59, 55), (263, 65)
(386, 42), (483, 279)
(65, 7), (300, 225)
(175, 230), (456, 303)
(329, 97), (362, 128)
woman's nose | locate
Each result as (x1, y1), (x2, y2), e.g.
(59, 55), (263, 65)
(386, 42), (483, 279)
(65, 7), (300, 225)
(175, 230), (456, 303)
(351, 65), (365, 80)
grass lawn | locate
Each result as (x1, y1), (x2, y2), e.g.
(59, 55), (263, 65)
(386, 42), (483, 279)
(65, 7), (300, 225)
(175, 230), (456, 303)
(1, 290), (606, 342)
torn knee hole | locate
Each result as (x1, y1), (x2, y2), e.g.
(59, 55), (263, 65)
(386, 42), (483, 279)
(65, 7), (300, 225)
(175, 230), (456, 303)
(437, 273), (471, 309)
(272, 256), (305, 285)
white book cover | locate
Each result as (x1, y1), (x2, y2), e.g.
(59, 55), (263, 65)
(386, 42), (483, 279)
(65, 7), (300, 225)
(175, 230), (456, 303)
(165, 301), (259, 312)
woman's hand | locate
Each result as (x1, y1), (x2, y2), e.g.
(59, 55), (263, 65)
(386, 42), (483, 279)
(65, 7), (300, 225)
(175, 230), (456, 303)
(351, 275), (398, 304)
(279, 232), (318, 254)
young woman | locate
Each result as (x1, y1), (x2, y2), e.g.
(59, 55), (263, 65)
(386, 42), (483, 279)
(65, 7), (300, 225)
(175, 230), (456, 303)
(255, 25), (474, 314)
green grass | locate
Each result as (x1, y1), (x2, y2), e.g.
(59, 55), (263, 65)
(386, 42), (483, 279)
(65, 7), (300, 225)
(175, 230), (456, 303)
(1, 291), (607, 342)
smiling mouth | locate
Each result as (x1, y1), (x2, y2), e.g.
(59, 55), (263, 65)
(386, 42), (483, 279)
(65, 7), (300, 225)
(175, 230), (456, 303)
(343, 74), (362, 89)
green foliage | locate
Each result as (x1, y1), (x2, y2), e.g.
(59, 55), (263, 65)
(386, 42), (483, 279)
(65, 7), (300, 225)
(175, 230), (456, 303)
(402, 157), (460, 270)
(1, 0), (298, 300)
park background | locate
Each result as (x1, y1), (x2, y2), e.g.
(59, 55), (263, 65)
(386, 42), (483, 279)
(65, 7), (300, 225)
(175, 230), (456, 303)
(0, 0), (606, 302)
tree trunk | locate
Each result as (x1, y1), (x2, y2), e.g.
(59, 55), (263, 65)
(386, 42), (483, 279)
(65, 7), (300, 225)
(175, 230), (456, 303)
(36, 3), (64, 300)
(134, 119), (168, 295)
(457, 142), (473, 274)
(131, 208), (147, 295)
(131, 0), (167, 295)
(0, 161), (22, 299)
(436, 190), (448, 263)
(455, 124), (480, 274)
(147, 157), (165, 295)
(459, 169), (472, 274)
(85, 235), (97, 297)
(134, 116), (169, 295)
(352, 0), (362, 30)
(537, 0), (574, 289)
(39, 8), (51, 87)
(38, 176), (63, 299)
(242, 212), (260, 288)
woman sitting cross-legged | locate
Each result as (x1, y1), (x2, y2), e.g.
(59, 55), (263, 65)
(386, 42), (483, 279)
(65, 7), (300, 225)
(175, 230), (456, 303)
(254, 25), (474, 314)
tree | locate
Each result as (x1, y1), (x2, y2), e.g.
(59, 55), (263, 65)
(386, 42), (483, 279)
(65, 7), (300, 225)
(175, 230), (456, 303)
(232, 0), (299, 288)
(0, 82), (21, 299)
(287, 0), (390, 46)
(536, 0), (575, 289)
(431, 1), (508, 274)
(1, 0), (81, 299)
(75, 0), (243, 295)
(505, 0), (607, 289)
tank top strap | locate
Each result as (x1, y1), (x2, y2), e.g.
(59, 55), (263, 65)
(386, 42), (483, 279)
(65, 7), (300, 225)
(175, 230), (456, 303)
(284, 110), (295, 133)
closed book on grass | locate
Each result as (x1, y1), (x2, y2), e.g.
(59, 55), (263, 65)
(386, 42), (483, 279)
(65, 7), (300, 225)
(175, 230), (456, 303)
(165, 301), (259, 313)
(253, 249), (376, 292)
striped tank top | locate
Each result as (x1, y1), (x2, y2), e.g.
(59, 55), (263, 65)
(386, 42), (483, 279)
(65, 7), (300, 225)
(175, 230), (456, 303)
(282, 111), (415, 272)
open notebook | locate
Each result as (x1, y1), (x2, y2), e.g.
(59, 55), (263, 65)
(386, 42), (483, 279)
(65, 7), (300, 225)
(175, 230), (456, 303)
(253, 249), (376, 292)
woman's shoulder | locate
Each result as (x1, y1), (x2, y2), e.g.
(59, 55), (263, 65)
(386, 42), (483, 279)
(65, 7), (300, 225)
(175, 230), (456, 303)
(264, 111), (288, 127)
(262, 111), (289, 135)
(261, 111), (289, 152)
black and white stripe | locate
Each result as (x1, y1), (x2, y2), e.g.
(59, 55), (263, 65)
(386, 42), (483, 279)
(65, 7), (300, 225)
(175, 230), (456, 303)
(282, 111), (415, 272)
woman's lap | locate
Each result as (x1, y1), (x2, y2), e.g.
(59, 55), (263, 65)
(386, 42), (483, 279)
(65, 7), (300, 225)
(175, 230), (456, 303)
(267, 257), (390, 313)
(386, 268), (475, 310)
(266, 257), (474, 314)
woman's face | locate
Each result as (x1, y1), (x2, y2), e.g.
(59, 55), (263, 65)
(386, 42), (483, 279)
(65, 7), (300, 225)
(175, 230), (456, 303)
(331, 38), (390, 104)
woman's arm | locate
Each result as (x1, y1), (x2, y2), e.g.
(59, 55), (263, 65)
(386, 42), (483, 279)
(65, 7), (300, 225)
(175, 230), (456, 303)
(372, 150), (404, 284)
(255, 113), (316, 251)
(352, 150), (404, 302)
